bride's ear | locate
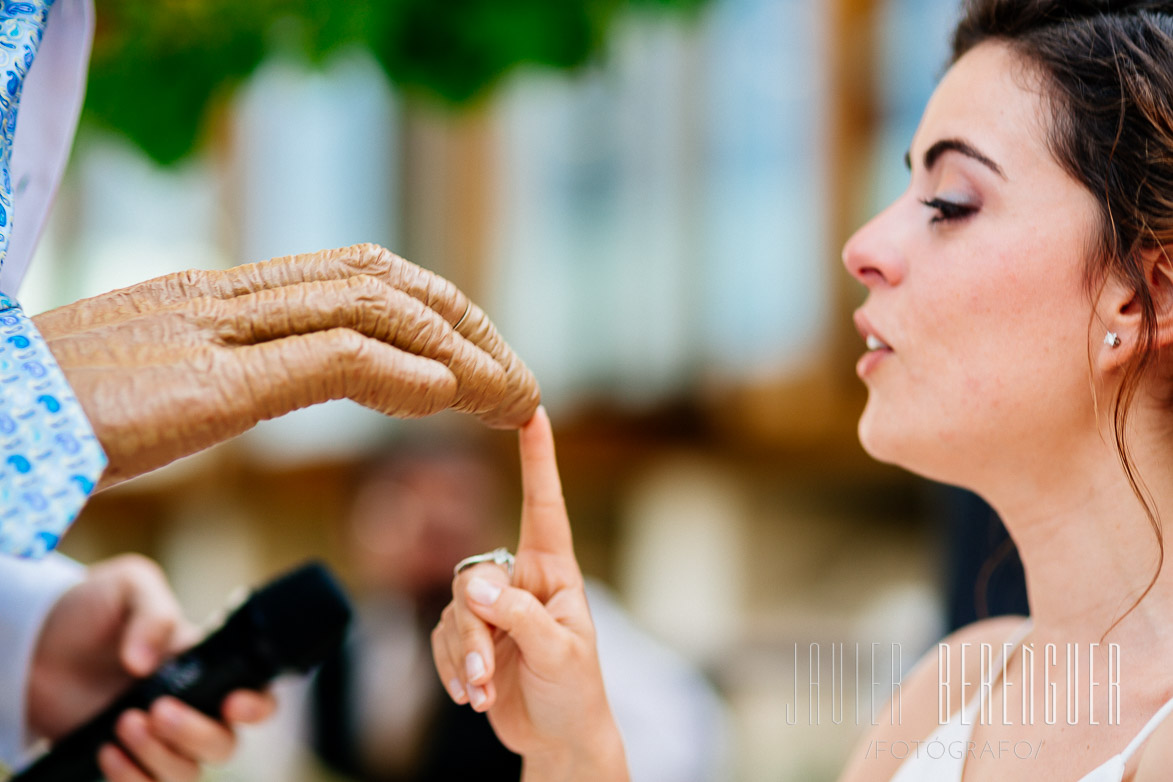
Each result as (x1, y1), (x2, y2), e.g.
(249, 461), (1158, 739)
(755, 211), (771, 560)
(1097, 246), (1173, 373)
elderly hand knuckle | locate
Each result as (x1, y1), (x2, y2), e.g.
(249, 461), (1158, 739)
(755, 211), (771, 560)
(348, 242), (378, 256)
(181, 268), (207, 288)
(347, 274), (384, 298)
(351, 243), (394, 269)
(330, 329), (367, 365)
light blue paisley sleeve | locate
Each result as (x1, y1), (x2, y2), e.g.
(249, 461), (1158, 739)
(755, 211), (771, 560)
(0, 295), (105, 557)
(0, 0), (106, 558)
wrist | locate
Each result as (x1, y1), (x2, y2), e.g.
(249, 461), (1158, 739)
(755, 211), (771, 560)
(521, 723), (629, 782)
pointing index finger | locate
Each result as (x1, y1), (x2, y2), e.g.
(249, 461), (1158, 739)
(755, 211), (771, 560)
(518, 407), (575, 559)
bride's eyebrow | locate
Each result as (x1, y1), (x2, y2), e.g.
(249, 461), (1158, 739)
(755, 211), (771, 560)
(904, 138), (1007, 179)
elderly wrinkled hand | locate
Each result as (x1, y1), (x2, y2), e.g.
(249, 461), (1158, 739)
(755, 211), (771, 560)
(33, 243), (540, 490)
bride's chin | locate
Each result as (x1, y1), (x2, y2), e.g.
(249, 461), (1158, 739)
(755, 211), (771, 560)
(857, 418), (897, 464)
(857, 410), (935, 476)
(856, 405), (895, 460)
(858, 423), (971, 490)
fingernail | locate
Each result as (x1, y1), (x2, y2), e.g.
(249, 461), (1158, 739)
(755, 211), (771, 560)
(448, 678), (466, 701)
(154, 698), (183, 727)
(468, 684), (487, 709)
(467, 577), (502, 606)
(99, 743), (126, 770)
(466, 651), (486, 681)
(119, 711), (145, 739)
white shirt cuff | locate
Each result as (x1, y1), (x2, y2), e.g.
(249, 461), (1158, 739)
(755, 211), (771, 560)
(0, 552), (84, 767)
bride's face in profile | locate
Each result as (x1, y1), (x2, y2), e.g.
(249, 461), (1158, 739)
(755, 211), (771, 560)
(842, 41), (1106, 492)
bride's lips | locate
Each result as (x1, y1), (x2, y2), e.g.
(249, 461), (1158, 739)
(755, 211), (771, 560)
(853, 310), (894, 377)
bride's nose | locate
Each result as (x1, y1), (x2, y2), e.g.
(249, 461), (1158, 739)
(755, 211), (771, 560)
(842, 202), (907, 289)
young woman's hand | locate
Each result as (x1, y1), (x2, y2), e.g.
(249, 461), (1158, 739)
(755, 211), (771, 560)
(431, 408), (629, 782)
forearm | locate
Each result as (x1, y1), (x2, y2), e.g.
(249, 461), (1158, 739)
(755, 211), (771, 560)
(521, 726), (630, 782)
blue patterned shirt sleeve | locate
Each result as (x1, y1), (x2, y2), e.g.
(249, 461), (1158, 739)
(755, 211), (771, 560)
(0, 294), (105, 557)
(0, 0), (107, 558)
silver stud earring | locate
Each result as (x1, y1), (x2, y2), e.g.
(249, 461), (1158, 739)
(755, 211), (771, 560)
(1104, 331), (1121, 348)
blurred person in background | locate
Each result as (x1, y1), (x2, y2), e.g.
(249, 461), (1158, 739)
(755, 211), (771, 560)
(432, 2), (1173, 780)
(311, 432), (523, 781)
(230, 425), (727, 782)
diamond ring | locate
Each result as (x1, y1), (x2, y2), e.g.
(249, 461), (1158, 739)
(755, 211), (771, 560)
(454, 547), (515, 579)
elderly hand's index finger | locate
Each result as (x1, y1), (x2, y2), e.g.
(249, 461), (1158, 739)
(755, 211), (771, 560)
(518, 407), (574, 557)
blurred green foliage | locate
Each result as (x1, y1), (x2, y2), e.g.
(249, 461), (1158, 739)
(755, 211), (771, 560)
(86, 0), (709, 164)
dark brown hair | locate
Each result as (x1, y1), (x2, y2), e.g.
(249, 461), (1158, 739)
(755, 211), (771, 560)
(952, 0), (1173, 628)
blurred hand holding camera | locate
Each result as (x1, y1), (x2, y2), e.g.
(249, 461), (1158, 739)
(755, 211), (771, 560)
(27, 554), (275, 782)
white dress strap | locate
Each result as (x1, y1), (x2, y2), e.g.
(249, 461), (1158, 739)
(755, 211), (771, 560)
(1076, 694), (1173, 781)
(1118, 695), (1173, 762)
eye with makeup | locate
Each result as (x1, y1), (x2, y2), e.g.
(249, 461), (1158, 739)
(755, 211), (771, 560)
(919, 196), (979, 224)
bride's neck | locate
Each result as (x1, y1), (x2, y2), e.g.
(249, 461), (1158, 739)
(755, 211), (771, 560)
(984, 406), (1173, 647)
